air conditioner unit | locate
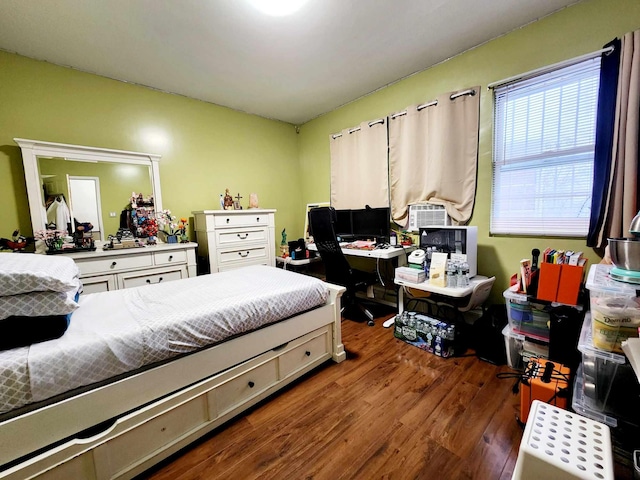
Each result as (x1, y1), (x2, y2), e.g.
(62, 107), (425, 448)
(407, 203), (451, 231)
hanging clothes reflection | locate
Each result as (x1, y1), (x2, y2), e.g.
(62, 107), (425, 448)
(45, 195), (71, 233)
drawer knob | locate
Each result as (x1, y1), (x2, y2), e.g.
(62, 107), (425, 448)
(168, 255), (173, 261)
(305, 350), (311, 357)
(239, 251), (250, 258)
(145, 277), (163, 284)
(110, 261), (117, 268)
(248, 381), (255, 388)
(255, 217), (260, 222)
(226, 218), (230, 223)
(237, 233), (248, 240)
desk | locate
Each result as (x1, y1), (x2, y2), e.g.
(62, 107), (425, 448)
(275, 255), (322, 271)
(395, 275), (490, 314)
(307, 243), (415, 307)
(306, 243), (414, 261)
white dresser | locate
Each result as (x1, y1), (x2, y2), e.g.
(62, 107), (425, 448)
(66, 242), (197, 294)
(192, 209), (276, 273)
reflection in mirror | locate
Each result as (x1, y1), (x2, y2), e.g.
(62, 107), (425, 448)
(16, 138), (162, 244)
(38, 157), (153, 241)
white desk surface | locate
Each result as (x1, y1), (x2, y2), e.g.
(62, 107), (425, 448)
(395, 275), (489, 298)
(307, 242), (415, 260)
(275, 256), (321, 266)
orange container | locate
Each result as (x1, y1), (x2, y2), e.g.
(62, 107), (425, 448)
(556, 264), (584, 306)
(537, 263), (561, 302)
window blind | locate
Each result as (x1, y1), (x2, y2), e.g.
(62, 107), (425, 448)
(491, 58), (601, 236)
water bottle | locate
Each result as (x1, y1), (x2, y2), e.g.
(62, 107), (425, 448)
(460, 262), (470, 287)
(446, 260), (456, 288)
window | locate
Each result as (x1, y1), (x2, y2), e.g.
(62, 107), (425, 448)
(491, 58), (601, 236)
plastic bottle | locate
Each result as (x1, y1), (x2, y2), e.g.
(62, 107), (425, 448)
(446, 260), (456, 288)
(390, 230), (397, 246)
(460, 262), (470, 287)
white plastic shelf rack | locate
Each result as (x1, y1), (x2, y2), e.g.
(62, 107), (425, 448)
(512, 400), (613, 480)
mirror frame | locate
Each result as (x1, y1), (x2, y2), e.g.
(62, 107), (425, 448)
(15, 138), (162, 236)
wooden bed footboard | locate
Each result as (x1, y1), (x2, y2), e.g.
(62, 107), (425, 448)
(0, 283), (345, 480)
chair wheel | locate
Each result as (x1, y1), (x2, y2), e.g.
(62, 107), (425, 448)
(367, 320), (374, 327)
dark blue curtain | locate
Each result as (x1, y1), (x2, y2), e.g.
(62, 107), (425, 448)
(587, 39), (621, 247)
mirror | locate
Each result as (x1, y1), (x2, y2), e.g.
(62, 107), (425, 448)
(16, 138), (162, 242)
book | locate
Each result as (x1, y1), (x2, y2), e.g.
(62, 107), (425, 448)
(520, 258), (532, 293)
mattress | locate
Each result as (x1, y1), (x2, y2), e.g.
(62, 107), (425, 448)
(0, 265), (329, 414)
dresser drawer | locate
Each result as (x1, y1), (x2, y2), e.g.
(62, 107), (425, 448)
(75, 253), (153, 276)
(279, 328), (331, 379)
(216, 227), (268, 247)
(35, 451), (94, 480)
(81, 274), (117, 294)
(213, 213), (271, 229)
(101, 396), (209, 477)
(153, 249), (187, 266)
(215, 359), (278, 415)
(119, 268), (185, 289)
(218, 245), (268, 266)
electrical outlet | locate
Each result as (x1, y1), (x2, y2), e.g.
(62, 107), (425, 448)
(109, 212), (117, 217)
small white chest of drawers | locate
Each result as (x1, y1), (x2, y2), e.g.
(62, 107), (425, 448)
(66, 242), (198, 294)
(192, 209), (276, 273)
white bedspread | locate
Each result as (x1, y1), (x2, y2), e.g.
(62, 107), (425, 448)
(0, 266), (328, 414)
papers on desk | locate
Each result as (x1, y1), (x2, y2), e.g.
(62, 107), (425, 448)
(345, 240), (376, 249)
(622, 338), (640, 383)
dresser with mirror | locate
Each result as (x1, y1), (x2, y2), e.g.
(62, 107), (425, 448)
(16, 138), (197, 293)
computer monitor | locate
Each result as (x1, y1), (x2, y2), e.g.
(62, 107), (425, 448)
(351, 206), (390, 242)
(334, 209), (353, 238)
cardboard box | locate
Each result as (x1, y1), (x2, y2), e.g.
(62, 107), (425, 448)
(395, 266), (426, 283)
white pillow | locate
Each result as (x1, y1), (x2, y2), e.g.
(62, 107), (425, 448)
(0, 279), (81, 320)
(0, 253), (81, 296)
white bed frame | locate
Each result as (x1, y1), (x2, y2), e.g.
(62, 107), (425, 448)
(0, 283), (345, 480)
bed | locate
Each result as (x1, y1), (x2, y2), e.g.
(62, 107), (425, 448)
(0, 264), (345, 480)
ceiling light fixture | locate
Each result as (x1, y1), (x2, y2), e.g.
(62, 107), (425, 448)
(247, 0), (308, 16)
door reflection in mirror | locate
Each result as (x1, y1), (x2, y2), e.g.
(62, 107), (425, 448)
(68, 176), (104, 241)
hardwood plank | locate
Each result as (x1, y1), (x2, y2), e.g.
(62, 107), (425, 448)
(142, 315), (532, 480)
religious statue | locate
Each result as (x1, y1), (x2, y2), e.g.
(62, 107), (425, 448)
(233, 192), (243, 210)
(280, 228), (289, 257)
(223, 189), (234, 210)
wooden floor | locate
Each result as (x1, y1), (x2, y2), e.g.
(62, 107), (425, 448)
(141, 313), (526, 480)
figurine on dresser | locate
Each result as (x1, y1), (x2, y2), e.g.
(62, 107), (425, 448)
(223, 189), (234, 210)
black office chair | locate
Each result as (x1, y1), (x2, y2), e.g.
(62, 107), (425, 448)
(308, 207), (378, 326)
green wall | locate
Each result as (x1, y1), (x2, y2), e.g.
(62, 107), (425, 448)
(0, 51), (300, 245)
(298, 0), (640, 302)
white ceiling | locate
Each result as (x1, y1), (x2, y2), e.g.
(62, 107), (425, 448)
(0, 0), (579, 125)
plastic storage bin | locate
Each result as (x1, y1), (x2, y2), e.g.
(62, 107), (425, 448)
(586, 264), (640, 353)
(577, 313), (640, 417)
(502, 324), (549, 369)
(504, 289), (551, 341)
(572, 364), (618, 427)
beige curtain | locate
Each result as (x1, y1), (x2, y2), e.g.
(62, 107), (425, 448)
(389, 87), (480, 226)
(600, 31), (640, 243)
(330, 120), (388, 209)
